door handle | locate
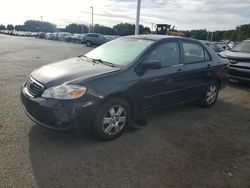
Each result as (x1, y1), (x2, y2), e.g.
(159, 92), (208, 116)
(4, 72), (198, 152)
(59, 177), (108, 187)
(151, 78), (162, 82)
(207, 64), (211, 67)
(177, 68), (182, 72)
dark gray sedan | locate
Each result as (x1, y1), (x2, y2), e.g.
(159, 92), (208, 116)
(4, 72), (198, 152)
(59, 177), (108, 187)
(21, 35), (228, 140)
(82, 33), (110, 47)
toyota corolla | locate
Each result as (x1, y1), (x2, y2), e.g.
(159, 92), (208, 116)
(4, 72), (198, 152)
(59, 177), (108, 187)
(21, 35), (228, 140)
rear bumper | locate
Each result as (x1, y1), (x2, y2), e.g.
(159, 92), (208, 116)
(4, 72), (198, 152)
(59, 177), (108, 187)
(20, 87), (95, 131)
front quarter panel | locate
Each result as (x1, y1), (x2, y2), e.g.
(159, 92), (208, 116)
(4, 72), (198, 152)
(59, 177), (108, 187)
(79, 67), (142, 114)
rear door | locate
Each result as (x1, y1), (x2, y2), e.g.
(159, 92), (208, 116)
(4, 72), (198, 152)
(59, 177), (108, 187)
(96, 34), (107, 45)
(179, 39), (214, 100)
(91, 34), (99, 44)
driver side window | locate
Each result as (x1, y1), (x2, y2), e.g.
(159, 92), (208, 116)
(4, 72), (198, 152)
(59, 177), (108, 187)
(146, 41), (180, 67)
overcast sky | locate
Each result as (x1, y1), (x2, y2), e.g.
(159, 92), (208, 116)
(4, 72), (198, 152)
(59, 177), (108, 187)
(1, 0), (249, 31)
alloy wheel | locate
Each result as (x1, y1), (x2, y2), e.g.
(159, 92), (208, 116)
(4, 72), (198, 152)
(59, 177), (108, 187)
(206, 84), (218, 105)
(102, 105), (127, 136)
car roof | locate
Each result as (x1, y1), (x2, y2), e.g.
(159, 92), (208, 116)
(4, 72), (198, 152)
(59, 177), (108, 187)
(125, 34), (196, 42)
(87, 33), (103, 35)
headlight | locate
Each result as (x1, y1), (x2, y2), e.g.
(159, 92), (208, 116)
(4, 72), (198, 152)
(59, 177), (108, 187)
(42, 85), (87, 99)
(229, 59), (238, 64)
(218, 52), (227, 59)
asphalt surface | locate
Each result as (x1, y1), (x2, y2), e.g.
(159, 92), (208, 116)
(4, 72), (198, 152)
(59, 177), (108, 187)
(0, 34), (250, 188)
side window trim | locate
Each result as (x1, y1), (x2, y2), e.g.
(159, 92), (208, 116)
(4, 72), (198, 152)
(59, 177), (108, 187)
(180, 40), (211, 65)
(203, 47), (212, 62)
(177, 40), (184, 66)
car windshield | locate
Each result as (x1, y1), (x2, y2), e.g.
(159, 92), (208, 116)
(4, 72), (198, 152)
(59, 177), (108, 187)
(85, 37), (153, 66)
(231, 40), (250, 53)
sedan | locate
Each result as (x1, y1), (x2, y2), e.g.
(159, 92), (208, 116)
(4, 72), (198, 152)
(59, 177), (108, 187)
(21, 35), (228, 140)
(82, 33), (110, 47)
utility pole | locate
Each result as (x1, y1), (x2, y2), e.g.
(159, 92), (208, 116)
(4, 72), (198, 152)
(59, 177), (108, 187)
(90, 6), (93, 32)
(206, 31), (209, 41)
(210, 32), (213, 42)
(135, 0), (141, 35)
(151, 23), (154, 33)
(247, 21), (250, 39)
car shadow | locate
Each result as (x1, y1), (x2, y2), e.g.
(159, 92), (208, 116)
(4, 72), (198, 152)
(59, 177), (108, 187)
(28, 99), (250, 188)
(228, 81), (250, 91)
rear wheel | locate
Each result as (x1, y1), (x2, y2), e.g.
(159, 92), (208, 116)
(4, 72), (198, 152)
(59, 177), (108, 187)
(199, 81), (219, 108)
(93, 98), (131, 140)
(86, 41), (92, 47)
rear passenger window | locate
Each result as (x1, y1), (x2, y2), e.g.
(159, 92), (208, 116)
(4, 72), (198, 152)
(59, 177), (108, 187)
(182, 42), (210, 63)
(88, 34), (97, 38)
(146, 42), (180, 67)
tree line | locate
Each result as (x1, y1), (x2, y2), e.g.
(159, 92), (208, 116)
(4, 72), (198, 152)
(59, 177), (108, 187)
(0, 20), (151, 36)
(182, 24), (249, 41)
(0, 20), (249, 41)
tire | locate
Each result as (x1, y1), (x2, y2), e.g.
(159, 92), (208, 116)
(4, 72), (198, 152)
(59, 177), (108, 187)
(86, 41), (92, 47)
(93, 98), (131, 141)
(199, 81), (219, 108)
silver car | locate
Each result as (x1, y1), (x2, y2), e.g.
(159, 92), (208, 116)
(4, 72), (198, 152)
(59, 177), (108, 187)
(219, 39), (250, 82)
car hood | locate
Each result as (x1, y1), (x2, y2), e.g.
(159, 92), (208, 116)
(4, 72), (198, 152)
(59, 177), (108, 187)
(222, 50), (250, 60)
(31, 57), (120, 87)
(220, 50), (250, 68)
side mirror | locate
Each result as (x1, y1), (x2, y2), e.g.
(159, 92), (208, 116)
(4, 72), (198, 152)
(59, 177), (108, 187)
(144, 60), (161, 69)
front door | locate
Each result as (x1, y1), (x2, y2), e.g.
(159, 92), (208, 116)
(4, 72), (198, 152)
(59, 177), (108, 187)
(137, 40), (185, 112)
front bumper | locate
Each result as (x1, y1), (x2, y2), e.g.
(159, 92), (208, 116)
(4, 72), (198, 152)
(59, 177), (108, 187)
(228, 66), (250, 82)
(20, 87), (95, 130)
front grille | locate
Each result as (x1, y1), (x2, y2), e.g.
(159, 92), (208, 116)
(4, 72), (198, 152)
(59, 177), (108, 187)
(25, 77), (44, 97)
(229, 69), (250, 79)
(230, 64), (250, 70)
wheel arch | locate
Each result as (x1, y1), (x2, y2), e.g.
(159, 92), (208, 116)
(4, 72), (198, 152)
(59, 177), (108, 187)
(86, 40), (92, 46)
(212, 77), (222, 89)
(101, 92), (136, 119)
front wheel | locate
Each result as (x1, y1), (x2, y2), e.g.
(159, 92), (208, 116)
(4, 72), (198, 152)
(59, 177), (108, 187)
(93, 98), (131, 140)
(199, 81), (219, 108)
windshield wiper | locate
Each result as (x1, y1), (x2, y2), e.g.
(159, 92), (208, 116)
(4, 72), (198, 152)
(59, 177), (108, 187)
(78, 55), (88, 59)
(78, 56), (116, 67)
(77, 55), (92, 62)
(91, 58), (115, 67)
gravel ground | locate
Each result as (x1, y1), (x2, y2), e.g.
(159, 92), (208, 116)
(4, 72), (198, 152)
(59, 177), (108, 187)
(0, 34), (250, 188)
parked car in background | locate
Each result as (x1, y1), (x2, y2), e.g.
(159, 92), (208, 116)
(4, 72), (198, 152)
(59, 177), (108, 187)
(82, 33), (110, 47)
(50, 32), (59, 40)
(200, 41), (225, 54)
(219, 39), (250, 82)
(215, 42), (228, 50)
(21, 35), (228, 140)
(24, 32), (33, 37)
(208, 43), (225, 53)
(65, 33), (85, 43)
(228, 41), (237, 49)
(58, 32), (72, 41)
(36, 32), (46, 39)
(104, 35), (119, 40)
(45, 33), (52, 39)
